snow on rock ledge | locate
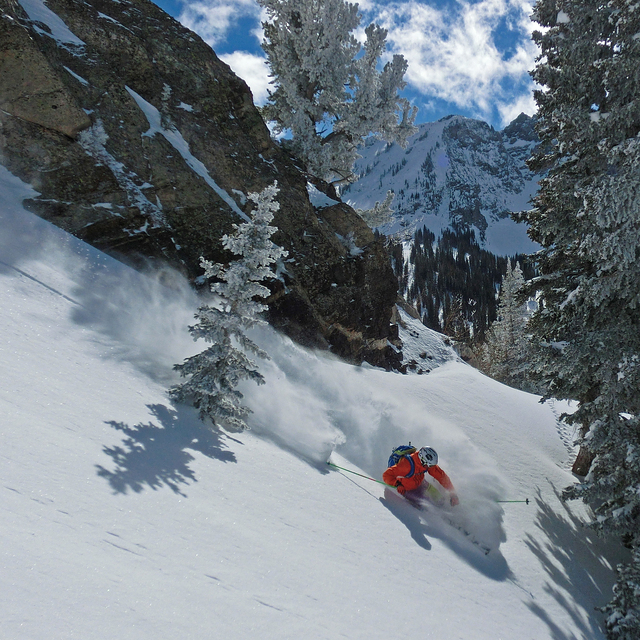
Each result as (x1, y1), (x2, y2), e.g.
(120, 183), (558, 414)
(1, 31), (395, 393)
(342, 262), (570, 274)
(0, 0), (399, 369)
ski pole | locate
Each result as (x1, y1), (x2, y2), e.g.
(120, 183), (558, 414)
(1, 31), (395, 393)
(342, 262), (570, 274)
(326, 461), (393, 487)
(328, 462), (530, 504)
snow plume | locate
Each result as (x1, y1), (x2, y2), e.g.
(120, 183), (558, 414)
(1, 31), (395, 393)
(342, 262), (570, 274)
(0, 165), (198, 384)
(69, 261), (199, 384)
(244, 326), (503, 475)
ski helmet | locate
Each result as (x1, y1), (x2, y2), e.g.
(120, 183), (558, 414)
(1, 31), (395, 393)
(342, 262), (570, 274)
(418, 446), (438, 467)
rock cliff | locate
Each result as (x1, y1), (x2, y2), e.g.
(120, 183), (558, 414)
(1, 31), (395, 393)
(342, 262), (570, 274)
(0, 0), (399, 367)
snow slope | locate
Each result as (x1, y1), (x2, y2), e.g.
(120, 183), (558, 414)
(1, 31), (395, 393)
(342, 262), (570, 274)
(0, 165), (626, 639)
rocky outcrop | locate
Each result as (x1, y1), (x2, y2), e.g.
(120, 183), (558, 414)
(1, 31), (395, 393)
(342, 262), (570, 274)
(0, 0), (400, 367)
(0, 14), (91, 137)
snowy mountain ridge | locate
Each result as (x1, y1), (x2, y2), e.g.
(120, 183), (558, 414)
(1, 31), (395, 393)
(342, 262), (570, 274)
(343, 113), (541, 256)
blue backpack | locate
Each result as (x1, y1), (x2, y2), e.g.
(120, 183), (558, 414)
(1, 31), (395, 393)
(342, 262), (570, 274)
(388, 444), (417, 478)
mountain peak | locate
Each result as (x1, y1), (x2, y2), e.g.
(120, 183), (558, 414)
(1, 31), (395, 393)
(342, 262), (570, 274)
(342, 114), (540, 255)
(502, 113), (538, 143)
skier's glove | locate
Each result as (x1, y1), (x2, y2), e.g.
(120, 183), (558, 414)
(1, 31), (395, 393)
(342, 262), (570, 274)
(450, 493), (459, 507)
(395, 482), (406, 496)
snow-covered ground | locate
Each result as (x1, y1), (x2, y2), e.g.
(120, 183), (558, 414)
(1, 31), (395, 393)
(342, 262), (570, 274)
(0, 165), (627, 639)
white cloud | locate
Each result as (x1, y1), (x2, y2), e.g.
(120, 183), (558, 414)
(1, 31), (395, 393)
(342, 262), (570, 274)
(219, 51), (271, 105)
(177, 0), (260, 47)
(177, 1), (270, 104)
(361, 0), (539, 125)
(497, 90), (537, 125)
(176, 0), (538, 127)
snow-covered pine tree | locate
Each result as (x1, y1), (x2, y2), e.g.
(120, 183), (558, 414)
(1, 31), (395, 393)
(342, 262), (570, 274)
(606, 547), (640, 639)
(258, 0), (417, 185)
(525, 0), (640, 636)
(480, 260), (529, 388)
(170, 182), (288, 430)
(355, 190), (395, 227)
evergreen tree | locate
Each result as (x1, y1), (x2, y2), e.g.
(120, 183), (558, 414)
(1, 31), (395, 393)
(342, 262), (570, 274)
(258, 0), (417, 185)
(525, 0), (640, 635)
(394, 226), (531, 343)
(170, 183), (288, 430)
(605, 547), (640, 639)
(480, 260), (530, 388)
(355, 190), (395, 228)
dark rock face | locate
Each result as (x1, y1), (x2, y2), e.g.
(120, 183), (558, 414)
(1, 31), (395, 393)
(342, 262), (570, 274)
(502, 112), (538, 144)
(0, 0), (399, 367)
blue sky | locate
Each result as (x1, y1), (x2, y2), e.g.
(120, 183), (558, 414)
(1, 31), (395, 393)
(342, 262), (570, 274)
(152, 0), (539, 129)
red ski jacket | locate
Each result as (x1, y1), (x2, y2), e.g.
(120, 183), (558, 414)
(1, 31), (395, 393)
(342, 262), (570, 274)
(382, 451), (455, 493)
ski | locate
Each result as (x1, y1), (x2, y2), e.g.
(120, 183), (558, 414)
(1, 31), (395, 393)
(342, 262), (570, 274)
(439, 513), (492, 556)
(401, 490), (492, 555)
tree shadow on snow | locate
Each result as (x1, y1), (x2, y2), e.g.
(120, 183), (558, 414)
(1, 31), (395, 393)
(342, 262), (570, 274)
(96, 403), (238, 496)
(380, 488), (511, 581)
(523, 482), (627, 640)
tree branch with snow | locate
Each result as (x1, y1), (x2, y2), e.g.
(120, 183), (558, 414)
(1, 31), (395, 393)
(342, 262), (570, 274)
(258, 0), (417, 185)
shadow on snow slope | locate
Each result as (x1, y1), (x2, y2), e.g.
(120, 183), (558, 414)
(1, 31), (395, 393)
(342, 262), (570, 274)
(97, 404), (240, 496)
(524, 482), (628, 640)
(379, 487), (511, 580)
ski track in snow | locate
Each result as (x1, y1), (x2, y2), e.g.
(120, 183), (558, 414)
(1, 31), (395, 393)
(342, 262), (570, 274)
(546, 398), (581, 468)
(0, 164), (629, 639)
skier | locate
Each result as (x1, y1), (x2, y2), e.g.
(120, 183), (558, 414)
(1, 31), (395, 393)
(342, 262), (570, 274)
(383, 446), (459, 506)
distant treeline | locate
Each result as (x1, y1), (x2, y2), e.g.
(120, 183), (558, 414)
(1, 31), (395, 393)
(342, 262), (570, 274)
(388, 226), (535, 341)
